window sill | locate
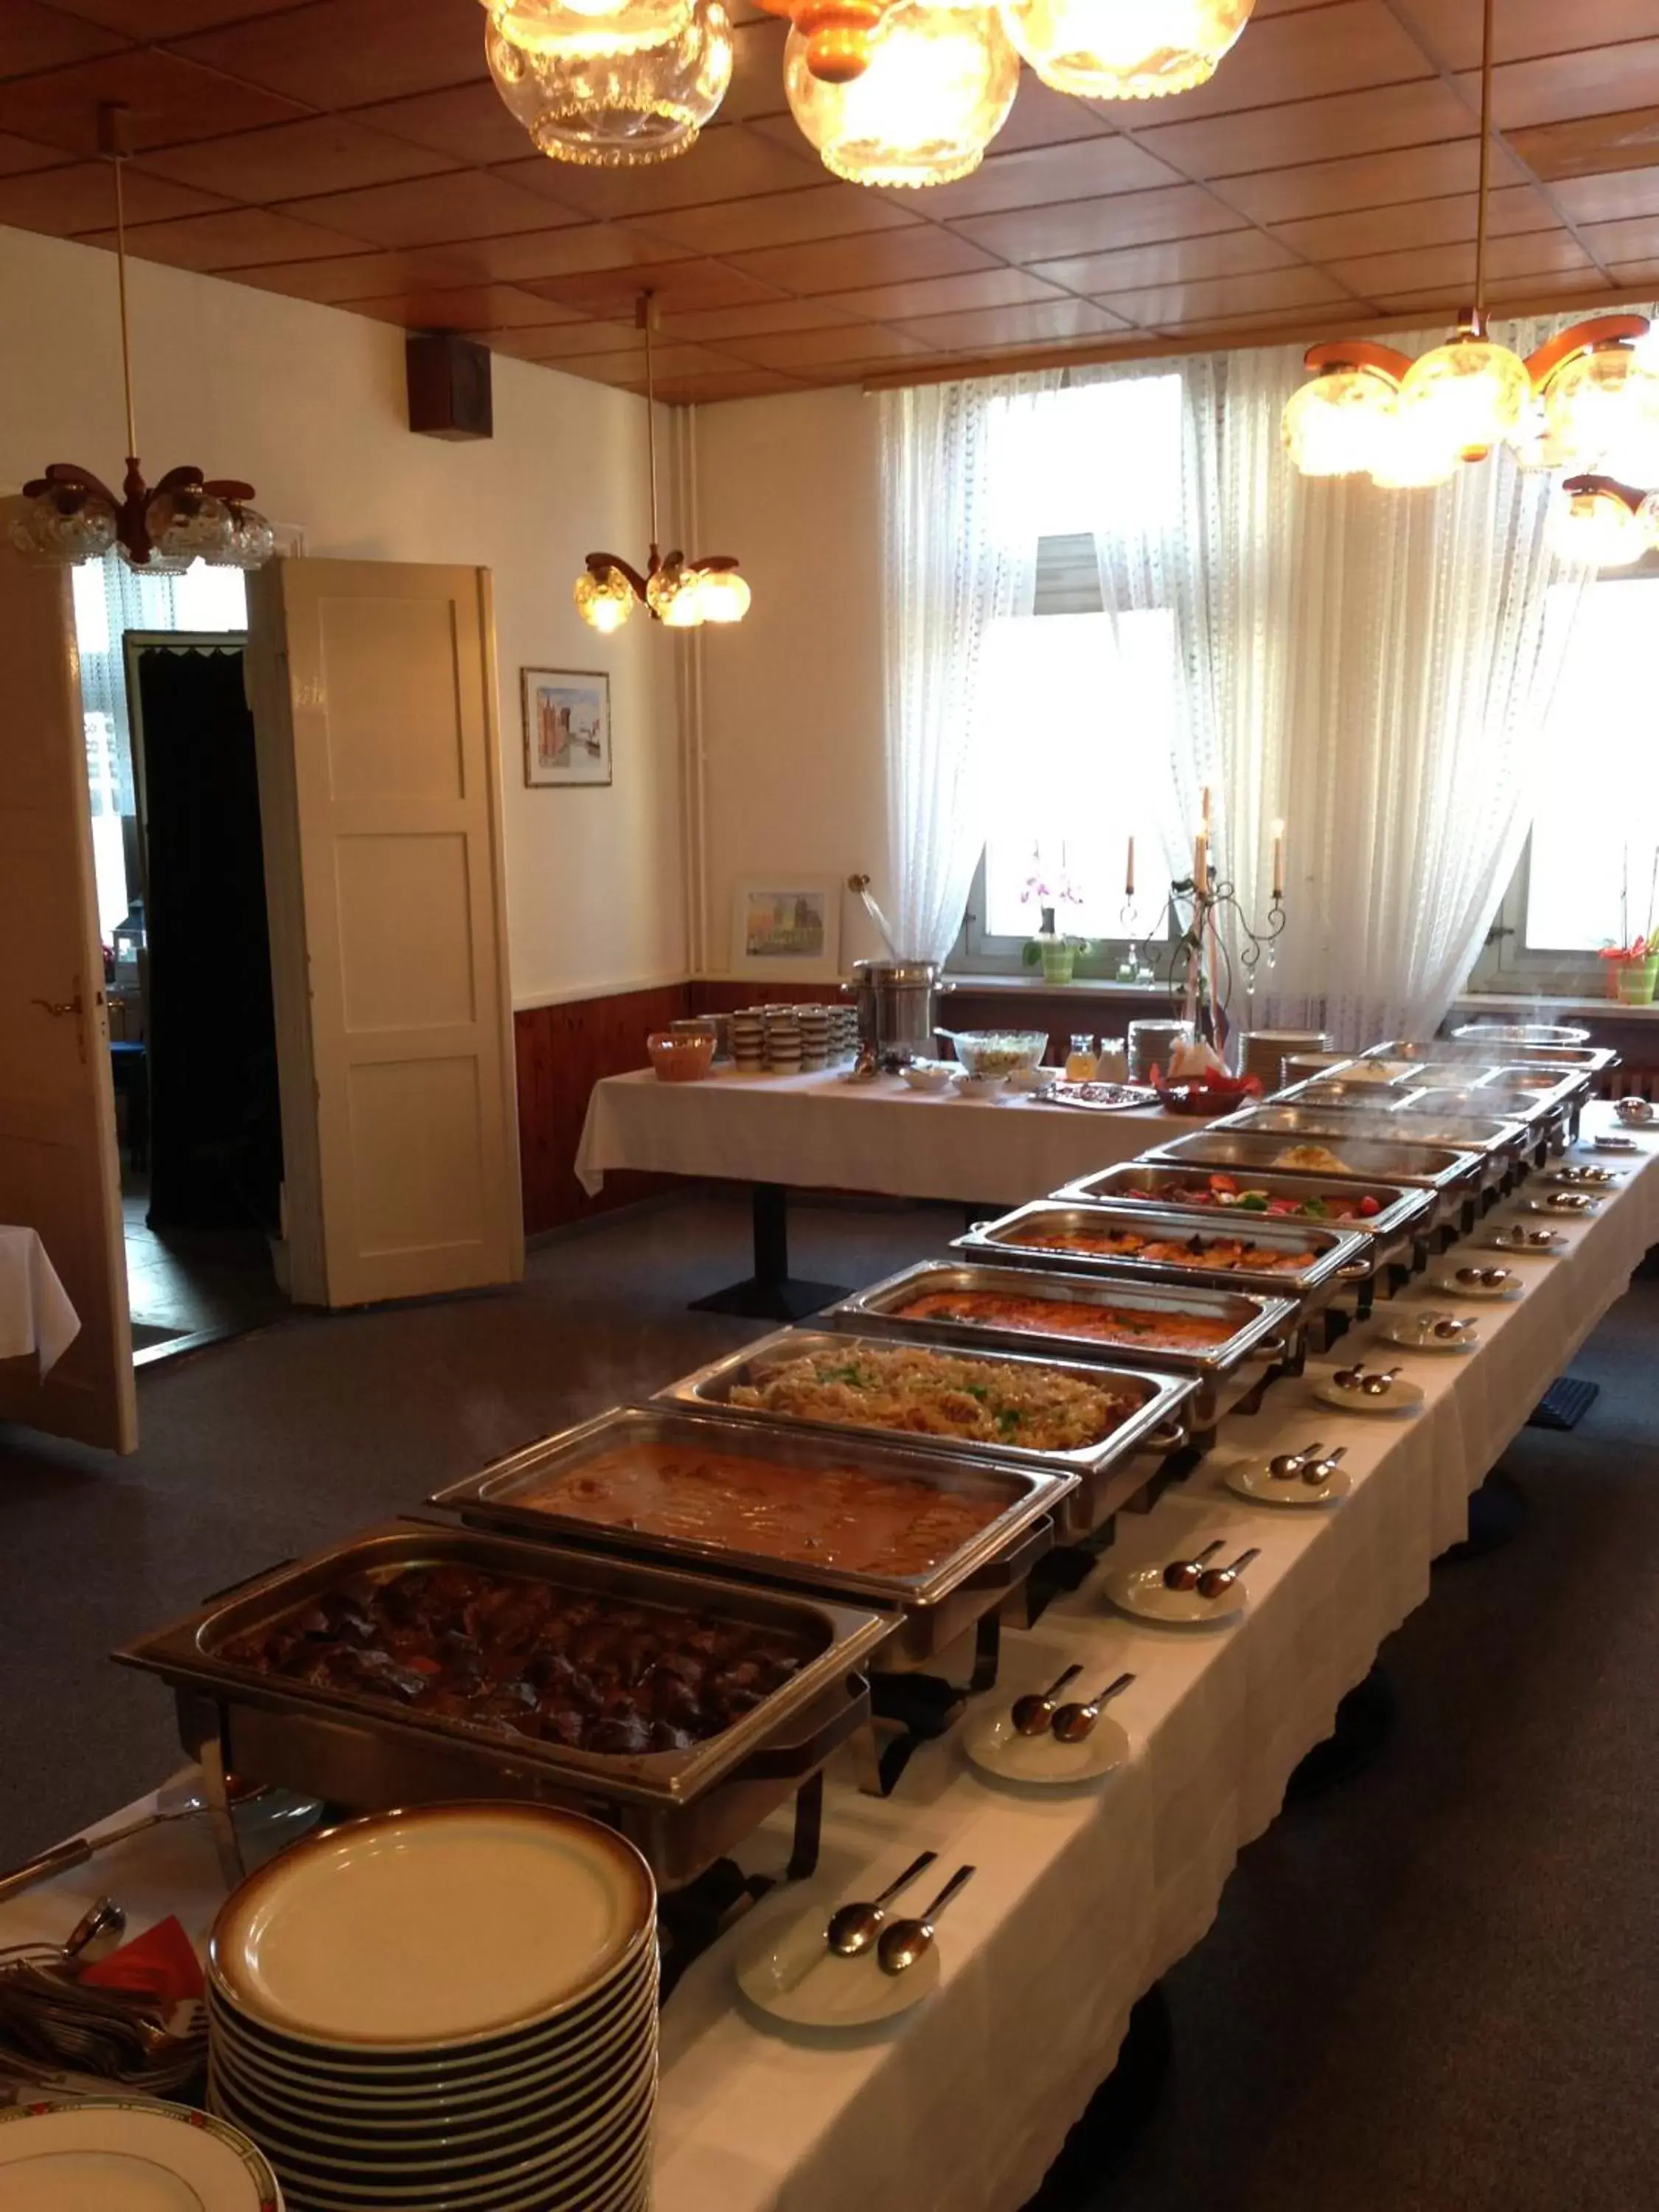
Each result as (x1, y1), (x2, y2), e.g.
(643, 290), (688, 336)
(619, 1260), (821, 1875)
(1455, 989), (1659, 1020)
(945, 972), (1172, 995)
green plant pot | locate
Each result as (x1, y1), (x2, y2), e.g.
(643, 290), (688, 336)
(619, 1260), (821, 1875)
(1040, 944), (1076, 985)
(1616, 955), (1659, 1005)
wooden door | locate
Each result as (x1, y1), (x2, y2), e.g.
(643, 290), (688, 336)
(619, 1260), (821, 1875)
(0, 509), (137, 1451)
(246, 559), (521, 1307)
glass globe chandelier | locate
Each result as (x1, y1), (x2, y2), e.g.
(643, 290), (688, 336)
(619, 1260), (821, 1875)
(783, 0), (1018, 187)
(12, 105), (271, 571)
(998, 0), (1255, 102)
(484, 0), (693, 60)
(1281, 342), (1410, 478)
(574, 295), (751, 633)
(485, 1), (731, 165)
(1551, 476), (1649, 568)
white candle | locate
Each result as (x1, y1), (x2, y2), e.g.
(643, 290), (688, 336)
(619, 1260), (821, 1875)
(1201, 785), (1212, 838)
(1125, 835), (1135, 900)
(1193, 830), (1207, 894)
(1271, 818), (1284, 900)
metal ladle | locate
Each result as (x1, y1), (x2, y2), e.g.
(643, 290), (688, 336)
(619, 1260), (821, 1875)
(1196, 1547), (1259, 1600)
(877, 1863), (977, 1977)
(824, 1848), (939, 1959)
(1302, 1445), (1347, 1486)
(1009, 1664), (1083, 1736)
(1051, 1672), (1135, 1744)
(1268, 1441), (1324, 1481)
(0, 1775), (273, 1906)
(1360, 1366), (1404, 1397)
(1162, 1539), (1226, 1592)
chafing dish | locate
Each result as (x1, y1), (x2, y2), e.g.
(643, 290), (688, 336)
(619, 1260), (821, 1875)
(1052, 1158), (1435, 1270)
(1448, 1020), (1590, 1048)
(1213, 1102), (1534, 1182)
(428, 1402), (1071, 1677)
(1271, 1077), (1411, 1109)
(822, 1259), (1297, 1430)
(656, 1329), (1196, 1539)
(1141, 1124), (1480, 1238)
(117, 1521), (891, 1892)
(1365, 1037), (1617, 1078)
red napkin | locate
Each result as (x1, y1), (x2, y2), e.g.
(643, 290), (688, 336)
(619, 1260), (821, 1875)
(80, 1915), (204, 2004)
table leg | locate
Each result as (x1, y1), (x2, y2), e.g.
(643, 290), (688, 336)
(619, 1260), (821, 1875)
(688, 1183), (849, 1321)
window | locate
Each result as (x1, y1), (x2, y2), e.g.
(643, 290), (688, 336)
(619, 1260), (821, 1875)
(953, 375), (1187, 974)
(1470, 561), (1659, 995)
(72, 554), (248, 942)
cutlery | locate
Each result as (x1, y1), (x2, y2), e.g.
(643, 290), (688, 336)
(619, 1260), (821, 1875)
(1267, 1441), (1323, 1480)
(876, 1864), (976, 1977)
(824, 1850), (939, 1959)
(1360, 1366), (1404, 1397)
(1009, 1665), (1083, 1736)
(1161, 1538), (1226, 1592)
(1051, 1672), (1135, 1744)
(1196, 1547), (1259, 1600)
(1302, 1445), (1347, 1487)
(0, 1776), (268, 1905)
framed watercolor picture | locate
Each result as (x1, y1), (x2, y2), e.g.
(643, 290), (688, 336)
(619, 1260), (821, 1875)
(522, 668), (611, 787)
(730, 877), (842, 982)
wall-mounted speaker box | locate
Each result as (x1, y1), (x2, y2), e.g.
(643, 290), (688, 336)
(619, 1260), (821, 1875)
(406, 333), (493, 441)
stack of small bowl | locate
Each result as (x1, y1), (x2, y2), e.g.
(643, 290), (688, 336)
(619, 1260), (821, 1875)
(763, 1006), (802, 1074)
(731, 1008), (765, 1072)
(798, 1004), (832, 1071)
(207, 1804), (658, 2212)
(832, 1004), (859, 1061)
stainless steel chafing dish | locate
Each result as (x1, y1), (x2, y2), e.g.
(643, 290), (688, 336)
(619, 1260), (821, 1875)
(821, 1259), (1297, 1433)
(656, 1329), (1196, 1540)
(1212, 1102), (1534, 1183)
(1272, 1077), (1411, 1109)
(116, 1521), (891, 1892)
(1052, 1158), (1436, 1269)
(428, 1402), (1072, 1680)
(1140, 1124), (1480, 1238)
(1365, 1037), (1617, 1077)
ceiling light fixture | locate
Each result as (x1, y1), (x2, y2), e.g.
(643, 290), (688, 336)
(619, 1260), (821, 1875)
(998, 0), (1255, 102)
(574, 294), (750, 633)
(1549, 474), (1652, 568)
(489, 0), (1257, 178)
(11, 105), (271, 571)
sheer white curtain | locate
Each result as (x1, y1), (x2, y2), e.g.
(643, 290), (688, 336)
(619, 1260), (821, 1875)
(877, 377), (1051, 964)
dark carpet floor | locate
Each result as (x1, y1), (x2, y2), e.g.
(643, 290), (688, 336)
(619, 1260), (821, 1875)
(1, 1192), (1655, 2210)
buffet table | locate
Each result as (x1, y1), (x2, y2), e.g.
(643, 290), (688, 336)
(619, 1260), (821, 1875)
(575, 1068), (1189, 1316)
(0, 1225), (79, 1375)
(4, 1107), (1654, 2211)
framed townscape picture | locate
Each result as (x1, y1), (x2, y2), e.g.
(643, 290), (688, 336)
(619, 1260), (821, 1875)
(730, 878), (842, 981)
(522, 668), (611, 787)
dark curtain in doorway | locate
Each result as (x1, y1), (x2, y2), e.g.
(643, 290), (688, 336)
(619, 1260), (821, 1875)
(135, 646), (283, 1232)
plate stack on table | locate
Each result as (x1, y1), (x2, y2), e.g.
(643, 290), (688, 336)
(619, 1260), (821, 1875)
(206, 1804), (658, 2212)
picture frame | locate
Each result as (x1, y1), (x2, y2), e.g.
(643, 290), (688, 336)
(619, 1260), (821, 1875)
(522, 667), (611, 787)
(729, 877), (843, 982)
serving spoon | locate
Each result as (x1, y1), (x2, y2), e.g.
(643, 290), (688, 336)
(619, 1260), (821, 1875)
(877, 1863), (977, 1977)
(1196, 1547), (1259, 1600)
(1301, 1444), (1347, 1487)
(0, 1775), (272, 1906)
(824, 1848), (938, 1959)
(1051, 1672), (1135, 1744)
(1009, 1664), (1083, 1736)
(1267, 1441), (1324, 1481)
(1162, 1538), (1226, 1592)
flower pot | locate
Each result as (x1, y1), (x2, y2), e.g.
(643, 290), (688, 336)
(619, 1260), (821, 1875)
(1040, 943), (1076, 984)
(1615, 955), (1659, 1005)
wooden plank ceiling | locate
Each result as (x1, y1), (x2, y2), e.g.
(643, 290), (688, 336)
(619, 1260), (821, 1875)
(2, 0), (1658, 403)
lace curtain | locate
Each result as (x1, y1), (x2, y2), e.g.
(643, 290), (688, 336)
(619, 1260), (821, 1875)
(880, 313), (1603, 1042)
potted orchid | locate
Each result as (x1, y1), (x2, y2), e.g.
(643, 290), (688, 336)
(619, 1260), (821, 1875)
(1018, 849), (1090, 984)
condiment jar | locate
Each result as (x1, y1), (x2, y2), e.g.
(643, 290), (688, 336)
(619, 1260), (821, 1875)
(1065, 1033), (1099, 1082)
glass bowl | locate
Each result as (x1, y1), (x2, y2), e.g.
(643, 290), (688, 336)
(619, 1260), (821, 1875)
(945, 1029), (1051, 1078)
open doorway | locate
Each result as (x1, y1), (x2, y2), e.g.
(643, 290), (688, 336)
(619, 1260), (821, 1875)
(74, 558), (288, 1363)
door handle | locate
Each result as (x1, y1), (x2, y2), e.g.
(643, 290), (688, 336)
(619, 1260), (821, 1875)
(32, 996), (82, 1018)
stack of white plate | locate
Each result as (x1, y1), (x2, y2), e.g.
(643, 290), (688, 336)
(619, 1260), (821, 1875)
(206, 1804), (658, 2212)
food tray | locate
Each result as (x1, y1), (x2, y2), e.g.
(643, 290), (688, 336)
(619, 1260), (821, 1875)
(823, 1259), (1298, 1427)
(1212, 1102), (1532, 1180)
(951, 1199), (1369, 1306)
(655, 1329), (1197, 1538)
(1141, 1124), (1479, 1235)
(1364, 1037), (1617, 1077)
(117, 1521), (892, 1891)
(1052, 1159), (1435, 1257)
(428, 1402), (1074, 1672)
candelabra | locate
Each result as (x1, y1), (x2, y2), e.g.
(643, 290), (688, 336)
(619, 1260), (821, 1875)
(1124, 868), (1287, 1046)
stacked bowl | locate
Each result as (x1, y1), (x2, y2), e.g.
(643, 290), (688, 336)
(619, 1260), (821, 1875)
(206, 1804), (658, 2212)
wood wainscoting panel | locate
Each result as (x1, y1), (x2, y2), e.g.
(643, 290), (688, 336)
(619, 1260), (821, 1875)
(515, 983), (689, 1234)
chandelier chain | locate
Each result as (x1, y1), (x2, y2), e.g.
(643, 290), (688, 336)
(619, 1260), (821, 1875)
(111, 145), (138, 460)
(1475, 0), (1494, 320)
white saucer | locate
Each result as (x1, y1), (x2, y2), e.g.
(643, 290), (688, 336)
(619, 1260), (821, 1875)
(1583, 1134), (1640, 1153)
(735, 1890), (940, 2028)
(1481, 1228), (1565, 1256)
(1546, 1168), (1623, 1189)
(1103, 1559), (1249, 1625)
(1427, 1273), (1524, 1301)
(0, 2099), (281, 2212)
(1310, 1373), (1425, 1416)
(962, 1703), (1130, 1784)
(1377, 1312), (1480, 1352)
(1222, 1455), (1349, 1507)
(1520, 1194), (1599, 1217)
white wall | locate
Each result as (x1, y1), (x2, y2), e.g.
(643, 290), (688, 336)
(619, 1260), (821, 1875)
(691, 384), (889, 975)
(0, 222), (684, 1010)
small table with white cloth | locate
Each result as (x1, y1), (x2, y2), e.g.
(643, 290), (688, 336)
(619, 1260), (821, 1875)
(0, 1225), (80, 1376)
(5, 1105), (1656, 2211)
(574, 1067), (1190, 1317)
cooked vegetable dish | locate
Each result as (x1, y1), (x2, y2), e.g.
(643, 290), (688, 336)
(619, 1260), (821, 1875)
(1273, 1143), (1354, 1174)
(726, 1343), (1136, 1452)
(516, 1442), (1001, 1574)
(1017, 1225), (1318, 1273)
(1141, 1173), (1382, 1222)
(220, 1564), (811, 1755)
(892, 1287), (1237, 1350)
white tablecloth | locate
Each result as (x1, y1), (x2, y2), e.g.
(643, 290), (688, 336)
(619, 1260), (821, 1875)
(0, 1225), (80, 1376)
(576, 1068), (1190, 1208)
(4, 1110), (1656, 2211)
